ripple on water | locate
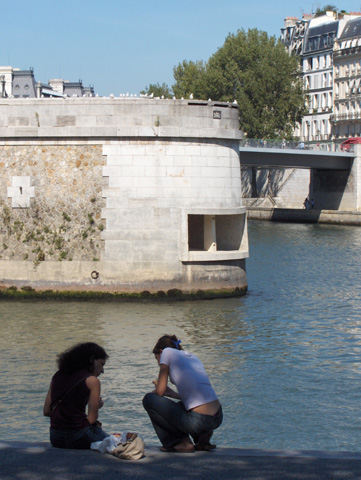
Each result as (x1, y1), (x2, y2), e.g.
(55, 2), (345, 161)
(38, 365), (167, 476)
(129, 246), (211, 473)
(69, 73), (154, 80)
(1, 221), (361, 450)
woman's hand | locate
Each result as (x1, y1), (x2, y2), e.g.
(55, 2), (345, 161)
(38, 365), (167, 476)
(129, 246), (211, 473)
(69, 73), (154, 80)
(99, 396), (104, 409)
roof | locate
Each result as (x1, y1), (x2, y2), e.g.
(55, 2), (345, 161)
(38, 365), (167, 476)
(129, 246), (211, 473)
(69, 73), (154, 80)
(41, 88), (65, 97)
(339, 17), (361, 39)
(304, 20), (338, 52)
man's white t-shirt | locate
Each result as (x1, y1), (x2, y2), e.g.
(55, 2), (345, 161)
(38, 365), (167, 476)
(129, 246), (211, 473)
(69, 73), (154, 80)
(160, 347), (218, 411)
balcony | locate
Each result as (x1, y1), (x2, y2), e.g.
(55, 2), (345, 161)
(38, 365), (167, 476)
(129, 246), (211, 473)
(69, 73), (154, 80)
(333, 45), (361, 57)
(330, 111), (361, 123)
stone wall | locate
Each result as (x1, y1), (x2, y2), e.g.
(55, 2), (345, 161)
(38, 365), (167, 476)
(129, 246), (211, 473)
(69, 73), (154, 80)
(0, 98), (248, 293)
(0, 144), (105, 266)
(242, 167), (310, 208)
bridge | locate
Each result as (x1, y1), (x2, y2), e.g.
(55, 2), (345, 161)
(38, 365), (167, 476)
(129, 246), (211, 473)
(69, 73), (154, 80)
(239, 140), (361, 214)
(239, 141), (355, 170)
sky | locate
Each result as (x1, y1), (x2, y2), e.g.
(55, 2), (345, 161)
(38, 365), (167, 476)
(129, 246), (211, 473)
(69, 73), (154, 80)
(3, 0), (361, 96)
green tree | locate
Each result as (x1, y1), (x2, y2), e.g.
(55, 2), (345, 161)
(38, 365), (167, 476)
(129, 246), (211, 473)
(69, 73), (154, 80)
(140, 82), (173, 98)
(315, 4), (338, 16)
(204, 28), (306, 138)
(172, 60), (207, 99)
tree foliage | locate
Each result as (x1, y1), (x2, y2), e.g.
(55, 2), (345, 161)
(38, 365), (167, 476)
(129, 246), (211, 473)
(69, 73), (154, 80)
(315, 4), (338, 16)
(172, 60), (207, 99)
(171, 29), (306, 138)
(140, 82), (173, 98)
(205, 29), (306, 138)
(143, 28), (306, 138)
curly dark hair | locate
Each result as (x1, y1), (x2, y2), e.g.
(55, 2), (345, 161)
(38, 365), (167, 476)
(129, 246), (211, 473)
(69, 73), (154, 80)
(152, 335), (183, 355)
(57, 342), (108, 374)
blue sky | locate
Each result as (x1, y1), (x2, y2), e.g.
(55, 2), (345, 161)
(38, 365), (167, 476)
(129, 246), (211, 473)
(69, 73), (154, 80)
(3, 0), (361, 96)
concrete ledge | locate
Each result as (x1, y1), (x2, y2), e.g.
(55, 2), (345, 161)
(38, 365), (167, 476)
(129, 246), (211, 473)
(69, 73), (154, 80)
(1, 441), (361, 480)
(247, 207), (361, 225)
(0, 98), (242, 141)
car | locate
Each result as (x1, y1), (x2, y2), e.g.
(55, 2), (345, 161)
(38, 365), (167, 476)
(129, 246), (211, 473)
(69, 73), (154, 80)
(340, 137), (361, 151)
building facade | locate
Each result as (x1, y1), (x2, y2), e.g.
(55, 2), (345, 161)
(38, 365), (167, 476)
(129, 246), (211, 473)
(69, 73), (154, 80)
(332, 17), (361, 138)
(301, 13), (338, 142)
(0, 66), (95, 98)
(281, 11), (361, 143)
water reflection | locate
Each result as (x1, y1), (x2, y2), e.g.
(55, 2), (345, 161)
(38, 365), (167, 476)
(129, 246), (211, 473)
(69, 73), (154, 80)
(1, 220), (361, 451)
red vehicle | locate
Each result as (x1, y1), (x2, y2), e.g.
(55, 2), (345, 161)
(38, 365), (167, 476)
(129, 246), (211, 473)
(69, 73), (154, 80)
(340, 137), (361, 151)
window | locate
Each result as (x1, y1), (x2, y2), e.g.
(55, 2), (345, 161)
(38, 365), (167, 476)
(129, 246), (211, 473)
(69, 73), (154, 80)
(322, 93), (327, 109)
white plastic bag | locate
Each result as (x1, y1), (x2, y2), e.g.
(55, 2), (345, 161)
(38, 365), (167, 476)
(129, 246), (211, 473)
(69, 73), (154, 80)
(91, 434), (121, 453)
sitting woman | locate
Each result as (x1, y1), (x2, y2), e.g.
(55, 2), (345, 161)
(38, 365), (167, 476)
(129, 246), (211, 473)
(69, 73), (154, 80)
(143, 334), (222, 452)
(43, 342), (109, 449)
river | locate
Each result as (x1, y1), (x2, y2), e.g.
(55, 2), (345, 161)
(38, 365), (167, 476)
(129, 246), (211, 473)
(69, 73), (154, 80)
(1, 220), (361, 451)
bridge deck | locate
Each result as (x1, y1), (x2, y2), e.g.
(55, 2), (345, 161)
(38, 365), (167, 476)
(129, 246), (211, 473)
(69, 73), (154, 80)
(239, 147), (354, 170)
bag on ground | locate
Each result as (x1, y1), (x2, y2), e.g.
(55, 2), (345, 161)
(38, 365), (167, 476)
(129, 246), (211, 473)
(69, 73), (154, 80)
(91, 432), (144, 460)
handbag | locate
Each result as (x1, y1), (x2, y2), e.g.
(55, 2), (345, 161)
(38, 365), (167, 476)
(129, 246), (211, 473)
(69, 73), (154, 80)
(111, 433), (145, 460)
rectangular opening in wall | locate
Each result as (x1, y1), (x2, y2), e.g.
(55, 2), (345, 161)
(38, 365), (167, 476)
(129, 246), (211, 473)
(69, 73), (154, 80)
(188, 213), (245, 252)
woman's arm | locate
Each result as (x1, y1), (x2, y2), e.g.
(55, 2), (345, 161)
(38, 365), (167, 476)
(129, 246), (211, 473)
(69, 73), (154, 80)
(43, 384), (52, 417)
(86, 376), (101, 425)
(154, 364), (169, 396)
(153, 364), (180, 399)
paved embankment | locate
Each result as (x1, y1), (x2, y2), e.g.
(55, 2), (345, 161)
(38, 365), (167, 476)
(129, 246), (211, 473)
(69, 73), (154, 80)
(2, 441), (361, 480)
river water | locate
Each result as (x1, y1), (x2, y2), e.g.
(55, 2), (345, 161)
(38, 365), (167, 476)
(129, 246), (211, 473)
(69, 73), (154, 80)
(1, 220), (361, 451)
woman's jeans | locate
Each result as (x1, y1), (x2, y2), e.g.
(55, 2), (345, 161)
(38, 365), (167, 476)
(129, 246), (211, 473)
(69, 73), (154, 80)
(143, 392), (223, 448)
(50, 424), (108, 449)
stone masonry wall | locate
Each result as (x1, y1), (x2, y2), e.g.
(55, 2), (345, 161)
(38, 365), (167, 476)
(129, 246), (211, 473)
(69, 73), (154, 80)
(0, 98), (248, 293)
(242, 167), (310, 208)
(242, 163), (359, 211)
(0, 144), (106, 267)
(101, 138), (246, 287)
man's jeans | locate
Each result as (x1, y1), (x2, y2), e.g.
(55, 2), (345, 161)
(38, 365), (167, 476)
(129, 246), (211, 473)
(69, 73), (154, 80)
(50, 424), (108, 449)
(143, 392), (223, 448)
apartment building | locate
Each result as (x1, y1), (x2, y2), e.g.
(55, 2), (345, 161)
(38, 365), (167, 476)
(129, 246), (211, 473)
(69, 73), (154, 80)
(281, 11), (361, 142)
(332, 16), (361, 138)
(0, 66), (95, 98)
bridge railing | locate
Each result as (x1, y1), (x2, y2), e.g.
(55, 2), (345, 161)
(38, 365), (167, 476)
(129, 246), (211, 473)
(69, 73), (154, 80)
(239, 139), (353, 153)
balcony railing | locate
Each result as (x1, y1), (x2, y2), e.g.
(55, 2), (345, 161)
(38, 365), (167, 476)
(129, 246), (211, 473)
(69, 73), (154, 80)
(330, 112), (361, 122)
(334, 45), (361, 57)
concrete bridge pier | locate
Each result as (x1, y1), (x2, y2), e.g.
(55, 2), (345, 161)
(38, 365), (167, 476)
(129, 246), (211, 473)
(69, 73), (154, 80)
(310, 145), (361, 212)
